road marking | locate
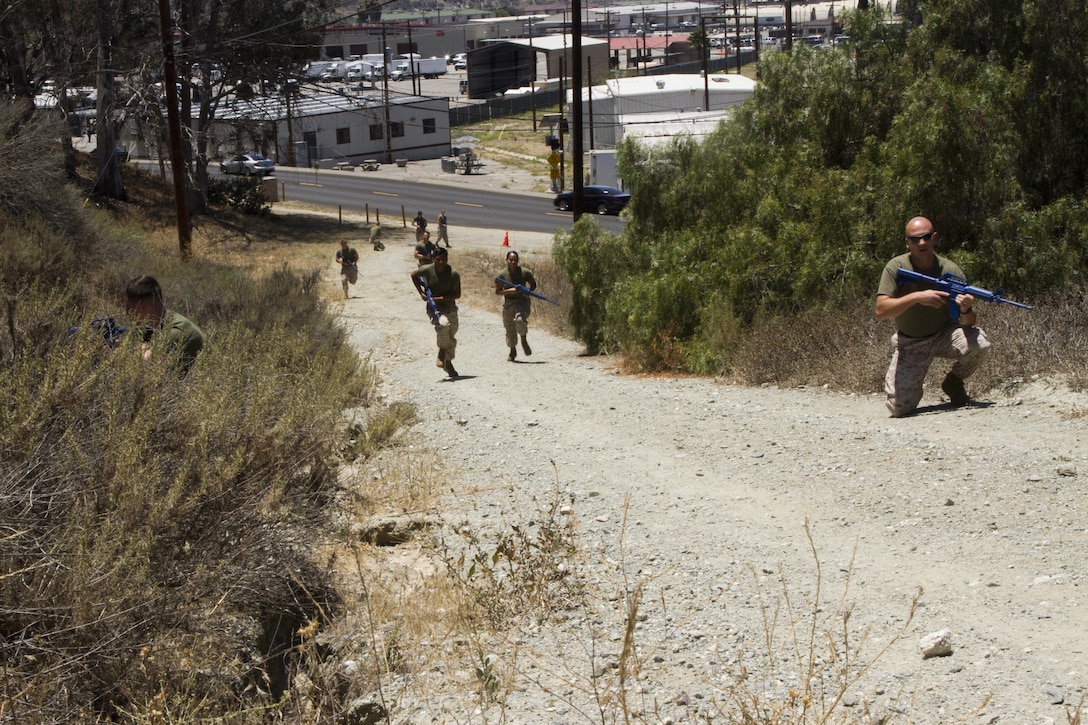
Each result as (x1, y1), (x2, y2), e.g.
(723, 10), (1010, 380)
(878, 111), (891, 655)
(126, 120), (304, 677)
(545, 212), (569, 217)
(300, 182), (322, 188)
(454, 201), (483, 208)
(374, 191), (398, 197)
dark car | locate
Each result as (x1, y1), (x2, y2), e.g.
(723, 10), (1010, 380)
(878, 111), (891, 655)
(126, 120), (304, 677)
(219, 153), (275, 176)
(91, 146), (129, 162)
(553, 185), (631, 215)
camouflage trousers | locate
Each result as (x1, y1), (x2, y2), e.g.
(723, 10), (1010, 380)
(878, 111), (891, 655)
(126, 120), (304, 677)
(884, 322), (990, 417)
(435, 308), (459, 361)
(502, 299), (531, 348)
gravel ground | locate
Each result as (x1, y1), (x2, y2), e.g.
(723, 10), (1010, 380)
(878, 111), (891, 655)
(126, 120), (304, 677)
(324, 176), (1088, 723)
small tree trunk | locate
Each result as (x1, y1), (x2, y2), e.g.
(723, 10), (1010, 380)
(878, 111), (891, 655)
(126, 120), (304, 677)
(94, 0), (126, 200)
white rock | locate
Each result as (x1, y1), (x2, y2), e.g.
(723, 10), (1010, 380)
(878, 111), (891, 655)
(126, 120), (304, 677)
(919, 628), (953, 659)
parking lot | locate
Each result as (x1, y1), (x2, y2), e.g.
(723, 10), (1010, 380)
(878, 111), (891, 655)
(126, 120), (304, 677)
(315, 65), (479, 109)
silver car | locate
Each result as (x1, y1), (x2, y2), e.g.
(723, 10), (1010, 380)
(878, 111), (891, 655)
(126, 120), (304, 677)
(219, 153), (275, 176)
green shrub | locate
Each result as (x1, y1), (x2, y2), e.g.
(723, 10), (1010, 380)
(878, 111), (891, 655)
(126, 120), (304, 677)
(208, 175), (271, 215)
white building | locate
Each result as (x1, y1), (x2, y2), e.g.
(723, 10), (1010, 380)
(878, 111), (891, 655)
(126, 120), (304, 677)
(120, 90), (452, 166)
(574, 73), (756, 149)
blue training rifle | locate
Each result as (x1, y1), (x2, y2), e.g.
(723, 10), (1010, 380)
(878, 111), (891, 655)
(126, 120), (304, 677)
(895, 267), (1032, 318)
(494, 277), (560, 306)
(337, 252), (359, 273)
(68, 317), (155, 348)
(417, 277), (448, 326)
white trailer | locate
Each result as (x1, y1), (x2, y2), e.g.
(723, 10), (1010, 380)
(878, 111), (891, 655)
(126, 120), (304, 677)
(303, 60), (334, 78)
(389, 57), (447, 80)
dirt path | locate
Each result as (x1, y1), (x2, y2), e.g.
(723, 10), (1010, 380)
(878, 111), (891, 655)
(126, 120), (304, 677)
(336, 228), (1088, 724)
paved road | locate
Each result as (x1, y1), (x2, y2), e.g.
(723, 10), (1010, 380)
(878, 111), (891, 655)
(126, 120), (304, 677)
(268, 165), (624, 235)
(133, 151), (626, 235)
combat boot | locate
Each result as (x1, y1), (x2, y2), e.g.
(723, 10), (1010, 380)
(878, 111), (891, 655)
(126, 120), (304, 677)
(942, 373), (969, 407)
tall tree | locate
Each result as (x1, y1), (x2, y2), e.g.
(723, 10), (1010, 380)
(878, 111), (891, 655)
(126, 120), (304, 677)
(172, 0), (334, 214)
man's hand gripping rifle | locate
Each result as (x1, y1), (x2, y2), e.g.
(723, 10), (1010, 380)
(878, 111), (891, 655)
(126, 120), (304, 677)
(896, 268), (1032, 318)
(493, 277), (560, 306)
(417, 276), (449, 327)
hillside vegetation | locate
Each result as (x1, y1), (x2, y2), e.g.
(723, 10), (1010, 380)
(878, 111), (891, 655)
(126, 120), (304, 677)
(0, 106), (382, 720)
(556, 2), (1088, 382)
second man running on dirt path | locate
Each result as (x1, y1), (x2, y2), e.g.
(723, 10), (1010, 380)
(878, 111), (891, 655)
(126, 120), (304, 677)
(494, 250), (536, 362)
(412, 210), (427, 243)
(414, 230), (438, 266)
(412, 247), (462, 378)
(436, 209), (450, 248)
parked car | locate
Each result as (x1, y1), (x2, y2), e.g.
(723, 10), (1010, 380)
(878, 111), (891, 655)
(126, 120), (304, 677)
(553, 185), (631, 215)
(92, 146), (128, 162)
(452, 53), (467, 70)
(219, 153), (275, 176)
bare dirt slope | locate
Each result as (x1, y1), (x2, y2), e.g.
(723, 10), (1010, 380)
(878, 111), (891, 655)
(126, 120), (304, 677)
(335, 222), (1088, 724)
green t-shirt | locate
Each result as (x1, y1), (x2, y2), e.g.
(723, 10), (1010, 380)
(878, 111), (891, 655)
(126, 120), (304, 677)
(497, 266), (536, 303)
(164, 310), (205, 373)
(337, 246), (359, 269)
(415, 241), (437, 266)
(416, 264), (460, 313)
(877, 253), (965, 338)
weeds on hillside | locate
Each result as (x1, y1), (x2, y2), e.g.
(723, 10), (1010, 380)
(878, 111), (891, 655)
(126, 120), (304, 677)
(456, 511), (928, 725)
(0, 261), (373, 721)
(444, 473), (583, 630)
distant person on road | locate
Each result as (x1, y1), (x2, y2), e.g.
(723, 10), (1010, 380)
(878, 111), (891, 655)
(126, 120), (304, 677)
(436, 209), (450, 248)
(414, 230), (438, 266)
(336, 239), (360, 298)
(123, 275), (205, 375)
(494, 250), (536, 362)
(411, 247), (461, 378)
(369, 221), (385, 251)
(875, 216), (990, 417)
(412, 210), (427, 243)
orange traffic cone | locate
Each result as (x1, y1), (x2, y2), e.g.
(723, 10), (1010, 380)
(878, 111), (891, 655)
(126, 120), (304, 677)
(502, 231), (509, 247)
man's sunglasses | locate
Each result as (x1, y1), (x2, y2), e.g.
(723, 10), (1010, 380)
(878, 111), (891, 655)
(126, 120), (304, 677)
(907, 231), (936, 242)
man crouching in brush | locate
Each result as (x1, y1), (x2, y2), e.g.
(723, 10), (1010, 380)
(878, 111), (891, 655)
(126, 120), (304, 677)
(124, 275), (206, 375)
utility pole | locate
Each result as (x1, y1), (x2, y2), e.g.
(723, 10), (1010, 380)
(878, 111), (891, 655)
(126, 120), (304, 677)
(665, 0), (670, 66)
(784, 0), (793, 52)
(558, 57), (566, 190)
(586, 56), (594, 151)
(157, 0), (191, 260)
(572, 0), (585, 220)
(286, 86), (295, 166)
(407, 21), (417, 96)
(528, 16), (537, 131)
(734, 0), (741, 74)
(641, 7), (648, 75)
(382, 25), (392, 163)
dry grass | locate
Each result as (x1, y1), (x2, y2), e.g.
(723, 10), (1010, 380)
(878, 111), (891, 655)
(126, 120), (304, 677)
(726, 291), (1088, 399)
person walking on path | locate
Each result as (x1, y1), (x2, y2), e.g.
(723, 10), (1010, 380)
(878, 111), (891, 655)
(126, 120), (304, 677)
(414, 231), (438, 266)
(412, 247), (461, 378)
(336, 239), (360, 298)
(412, 210), (428, 243)
(875, 216), (990, 417)
(123, 275), (206, 375)
(494, 249), (536, 362)
(436, 209), (450, 248)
